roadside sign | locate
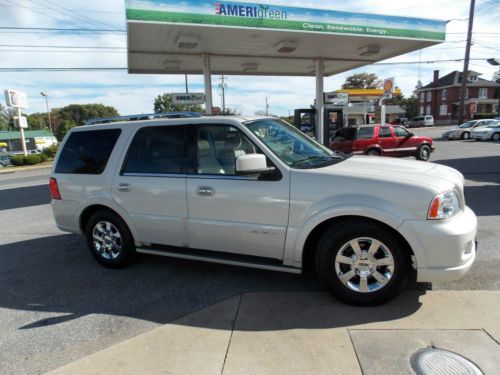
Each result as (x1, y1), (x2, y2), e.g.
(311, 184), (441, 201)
(171, 93), (205, 105)
(325, 92), (349, 105)
(4, 89), (29, 109)
(13, 116), (28, 129)
(383, 78), (395, 98)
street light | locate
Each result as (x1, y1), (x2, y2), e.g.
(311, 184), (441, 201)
(40, 92), (53, 134)
(487, 58), (500, 119)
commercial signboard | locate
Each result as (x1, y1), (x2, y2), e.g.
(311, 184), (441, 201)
(383, 77), (395, 98)
(13, 116), (28, 129)
(4, 89), (29, 109)
(325, 92), (349, 106)
(171, 93), (205, 105)
(125, 0), (446, 41)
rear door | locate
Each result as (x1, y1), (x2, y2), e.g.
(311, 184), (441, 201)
(377, 126), (397, 156)
(112, 125), (189, 247)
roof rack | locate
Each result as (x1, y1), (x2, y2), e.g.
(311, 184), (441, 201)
(86, 111), (202, 125)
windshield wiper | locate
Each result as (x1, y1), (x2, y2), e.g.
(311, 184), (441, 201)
(291, 155), (336, 166)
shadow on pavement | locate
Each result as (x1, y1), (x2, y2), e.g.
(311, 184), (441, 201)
(434, 155), (500, 185)
(0, 234), (425, 331)
(0, 184), (50, 210)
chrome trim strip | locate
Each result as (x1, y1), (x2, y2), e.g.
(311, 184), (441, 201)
(136, 248), (302, 274)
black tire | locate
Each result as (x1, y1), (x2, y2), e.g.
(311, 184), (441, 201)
(492, 133), (500, 142)
(416, 144), (431, 161)
(366, 149), (380, 157)
(85, 209), (136, 268)
(315, 219), (410, 306)
(461, 132), (470, 140)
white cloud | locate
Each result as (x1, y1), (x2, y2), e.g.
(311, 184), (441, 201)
(0, 0), (498, 116)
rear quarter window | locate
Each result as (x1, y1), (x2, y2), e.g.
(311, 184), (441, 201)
(357, 127), (375, 140)
(55, 129), (121, 174)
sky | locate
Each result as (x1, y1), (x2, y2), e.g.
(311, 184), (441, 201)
(0, 0), (499, 117)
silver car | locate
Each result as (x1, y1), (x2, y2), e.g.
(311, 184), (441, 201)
(442, 119), (496, 140)
(470, 122), (500, 141)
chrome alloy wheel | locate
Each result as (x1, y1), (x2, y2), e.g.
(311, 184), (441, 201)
(334, 238), (395, 293)
(92, 221), (122, 260)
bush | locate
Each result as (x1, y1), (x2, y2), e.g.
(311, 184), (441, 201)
(43, 144), (59, 158)
(10, 155), (25, 166)
(39, 153), (48, 162)
(24, 154), (42, 165)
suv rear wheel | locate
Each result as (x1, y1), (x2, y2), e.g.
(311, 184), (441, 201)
(315, 220), (409, 305)
(85, 209), (136, 268)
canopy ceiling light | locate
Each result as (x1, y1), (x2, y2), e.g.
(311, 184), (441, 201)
(176, 35), (199, 49)
(358, 45), (380, 57)
(242, 63), (258, 72)
(276, 40), (298, 53)
(164, 61), (181, 70)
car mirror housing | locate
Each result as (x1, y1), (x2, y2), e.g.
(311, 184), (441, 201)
(236, 154), (275, 175)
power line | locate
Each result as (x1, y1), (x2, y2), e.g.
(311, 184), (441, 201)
(0, 44), (125, 49)
(0, 27), (125, 33)
(0, 49), (126, 53)
(0, 68), (127, 72)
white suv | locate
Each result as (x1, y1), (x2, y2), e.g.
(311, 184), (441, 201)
(50, 116), (477, 305)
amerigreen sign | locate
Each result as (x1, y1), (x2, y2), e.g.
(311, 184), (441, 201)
(125, 1), (446, 41)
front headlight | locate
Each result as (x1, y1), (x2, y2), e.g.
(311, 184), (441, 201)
(428, 190), (460, 220)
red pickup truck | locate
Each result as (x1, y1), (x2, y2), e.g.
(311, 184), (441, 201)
(330, 125), (435, 161)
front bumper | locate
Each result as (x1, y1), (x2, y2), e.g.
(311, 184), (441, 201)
(398, 206), (477, 283)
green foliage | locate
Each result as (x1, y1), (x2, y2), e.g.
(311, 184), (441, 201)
(39, 153), (48, 162)
(0, 103), (9, 131)
(153, 93), (203, 113)
(43, 144), (59, 158)
(385, 94), (418, 119)
(342, 73), (381, 89)
(10, 155), (25, 166)
(55, 120), (77, 142)
(24, 154), (42, 165)
(27, 113), (50, 130)
(56, 104), (119, 125)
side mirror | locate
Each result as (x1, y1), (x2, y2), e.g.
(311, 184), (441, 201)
(236, 154), (275, 175)
(407, 132), (414, 137)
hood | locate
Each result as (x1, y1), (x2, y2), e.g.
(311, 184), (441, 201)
(315, 156), (463, 192)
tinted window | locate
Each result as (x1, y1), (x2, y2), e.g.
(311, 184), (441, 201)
(379, 127), (392, 138)
(333, 128), (356, 141)
(56, 129), (121, 174)
(357, 127), (374, 139)
(123, 126), (185, 174)
(394, 127), (410, 137)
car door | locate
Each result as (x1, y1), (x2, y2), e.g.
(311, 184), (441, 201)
(392, 126), (417, 157)
(112, 125), (189, 247)
(377, 126), (397, 156)
(186, 123), (289, 260)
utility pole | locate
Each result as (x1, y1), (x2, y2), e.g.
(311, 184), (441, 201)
(458, 0), (475, 125)
(265, 96), (270, 116)
(218, 75), (227, 114)
(184, 74), (189, 111)
(40, 92), (53, 134)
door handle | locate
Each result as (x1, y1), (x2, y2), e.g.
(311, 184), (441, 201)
(197, 186), (215, 196)
(117, 183), (131, 192)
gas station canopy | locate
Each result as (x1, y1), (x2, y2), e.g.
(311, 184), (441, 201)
(126, 0), (447, 76)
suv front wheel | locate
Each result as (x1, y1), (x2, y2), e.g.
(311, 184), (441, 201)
(315, 220), (409, 305)
(85, 209), (136, 268)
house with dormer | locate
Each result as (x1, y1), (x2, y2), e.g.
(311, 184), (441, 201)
(417, 70), (500, 124)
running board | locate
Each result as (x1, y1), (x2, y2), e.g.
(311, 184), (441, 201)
(136, 247), (302, 274)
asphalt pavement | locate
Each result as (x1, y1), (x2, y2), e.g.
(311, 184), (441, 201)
(0, 128), (499, 374)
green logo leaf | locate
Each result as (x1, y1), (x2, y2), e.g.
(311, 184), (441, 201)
(259, 4), (269, 11)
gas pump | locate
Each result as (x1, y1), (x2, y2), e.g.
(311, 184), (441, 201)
(294, 106), (344, 145)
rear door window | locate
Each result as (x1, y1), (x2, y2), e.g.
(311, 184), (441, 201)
(122, 125), (186, 175)
(379, 127), (392, 138)
(357, 127), (375, 139)
(55, 129), (121, 174)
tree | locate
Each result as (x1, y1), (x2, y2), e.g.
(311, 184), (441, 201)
(27, 113), (50, 130)
(341, 73), (381, 89)
(55, 119), (77, 141)
(385, 93), (418, 119)
(0, 103), (8, 131)
(57, 104), (119, 126)
(154, 93), (203, 113)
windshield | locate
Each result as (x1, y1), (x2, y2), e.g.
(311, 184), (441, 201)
(459, 121), (476, 128)
(244, 118), (348, 169)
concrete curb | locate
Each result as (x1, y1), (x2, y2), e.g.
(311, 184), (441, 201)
(0, 163), (53, 174)
(47, 290), (500, 375)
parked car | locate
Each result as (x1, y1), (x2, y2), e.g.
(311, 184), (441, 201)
(331, 125), (435, 161)
(0, 153), (12, 167)
(470, 122), (500, 141)
(409, 115), (434, 128)
(50, 116), (476, 306)
(442, 119), (496, 140)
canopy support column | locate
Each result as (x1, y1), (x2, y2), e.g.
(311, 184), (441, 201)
(202, 54), (213, 115)
(315, 58), (325, 145)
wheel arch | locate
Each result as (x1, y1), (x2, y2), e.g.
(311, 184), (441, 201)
(300, 215), (416, 277)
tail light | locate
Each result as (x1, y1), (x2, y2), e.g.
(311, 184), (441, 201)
(49, 177), (61, 200)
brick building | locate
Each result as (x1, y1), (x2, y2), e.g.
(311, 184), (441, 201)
(417, 70), (500, 125)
